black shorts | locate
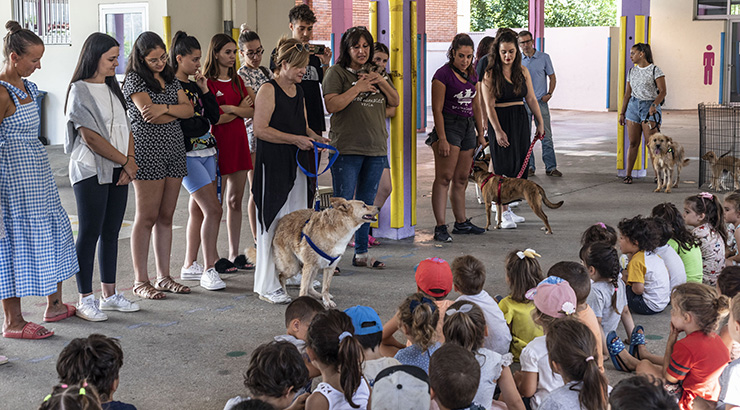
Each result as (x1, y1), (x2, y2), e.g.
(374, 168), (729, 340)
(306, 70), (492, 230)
(426, 112), (477, 151)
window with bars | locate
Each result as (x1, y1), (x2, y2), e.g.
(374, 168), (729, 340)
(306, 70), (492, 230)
(13, 0), (71, 45)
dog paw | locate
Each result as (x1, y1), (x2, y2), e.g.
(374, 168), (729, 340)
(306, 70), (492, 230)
(665, 188), (672, 193)
(322, 298), (337, 308)
(654, 187), (662, 193)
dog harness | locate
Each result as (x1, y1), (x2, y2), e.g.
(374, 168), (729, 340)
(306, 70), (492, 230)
(481, 173), (505, 205)
(300, 219), (340, 264)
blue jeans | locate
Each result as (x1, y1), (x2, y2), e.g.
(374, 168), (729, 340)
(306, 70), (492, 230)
(525, 100), (557, 172)
(331, 155), (385, 254)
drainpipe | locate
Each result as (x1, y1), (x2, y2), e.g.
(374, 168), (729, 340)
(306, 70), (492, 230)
(223, 0), (233, 34)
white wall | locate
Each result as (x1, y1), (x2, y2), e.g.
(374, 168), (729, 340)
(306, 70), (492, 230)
(235, 0), (296, 57)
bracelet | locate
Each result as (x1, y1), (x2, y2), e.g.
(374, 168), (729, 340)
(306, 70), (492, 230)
(123, 156), (130, 167)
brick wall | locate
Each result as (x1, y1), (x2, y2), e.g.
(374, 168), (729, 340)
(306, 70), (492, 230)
(297, 0), (456, 43)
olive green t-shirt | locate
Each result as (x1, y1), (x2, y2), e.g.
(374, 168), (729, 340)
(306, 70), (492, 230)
(322, 65), (394, 156)
(668, 239), (703, 283)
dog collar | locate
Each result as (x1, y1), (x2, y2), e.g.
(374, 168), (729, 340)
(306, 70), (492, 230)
(481, 173), (495, 188)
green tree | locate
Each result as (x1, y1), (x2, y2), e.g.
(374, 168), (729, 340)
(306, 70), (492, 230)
(470, 0), (617, 31)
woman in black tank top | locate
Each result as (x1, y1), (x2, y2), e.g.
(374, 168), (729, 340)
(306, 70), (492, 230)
(481, 29), (544, 228)
(251, 38), (328, 304)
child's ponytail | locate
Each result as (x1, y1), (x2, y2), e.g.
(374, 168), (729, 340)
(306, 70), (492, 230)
(580, 241), (620, 313)
(671, 283), (730, 334)
(307, 310), (365, 408)
(442, 301), (486, 351)
(504, 249), (544, 302)
(398, 293), (439, 352)
(685, 193), (727, 243)
(546, 318), (609, 410)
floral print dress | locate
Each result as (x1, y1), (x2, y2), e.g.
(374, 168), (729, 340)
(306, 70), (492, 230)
(693, 223), (725, 286)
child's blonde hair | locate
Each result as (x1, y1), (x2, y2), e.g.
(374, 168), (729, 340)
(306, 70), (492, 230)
(442, 301), (486, 351)
(504, 249), (543, 303)
(671, 282), (730, 334)
(398, 292), (439, 352)
(272, 36), (309, 73)
(725, 192), (740, 213)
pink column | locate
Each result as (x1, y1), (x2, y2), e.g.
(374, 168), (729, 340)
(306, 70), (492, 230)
(331, 0), (353, 60)
(528, 0), (545, 50)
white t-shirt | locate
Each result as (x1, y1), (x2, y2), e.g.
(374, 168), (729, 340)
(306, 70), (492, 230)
(538, 381), (585, 410)
(586, 278), (627, 337)
(316, 378), (370, 410)
(457, 291), (512, 355)
(363, 356), (401, 387)
(654, 244), (687, 290)
(628, 63), (664, 101)
(473, 348), (512, 410)
(718, 357), (740, 408)
(69, 82), (130, 185)
(519, 335), (564, 409)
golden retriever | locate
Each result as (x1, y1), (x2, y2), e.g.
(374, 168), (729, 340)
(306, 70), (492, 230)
(647, 133), (689, 193)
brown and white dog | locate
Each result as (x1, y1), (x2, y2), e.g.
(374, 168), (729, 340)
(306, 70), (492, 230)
(647, 133), (689, 193)
(271, 197), (378, 308)
(469, 161), (564, 234)
(702, 150), (740, 191)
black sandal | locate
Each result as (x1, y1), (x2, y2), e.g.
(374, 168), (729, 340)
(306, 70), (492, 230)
(215, 258), (238, 274)
(233, 254), (255, 270)
(623, 176), (633, 184)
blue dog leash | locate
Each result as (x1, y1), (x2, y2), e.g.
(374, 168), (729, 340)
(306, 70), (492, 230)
(297, 141), (340, 211)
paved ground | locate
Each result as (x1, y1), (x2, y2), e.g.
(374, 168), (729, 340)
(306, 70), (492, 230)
(1, 109), (705, 409)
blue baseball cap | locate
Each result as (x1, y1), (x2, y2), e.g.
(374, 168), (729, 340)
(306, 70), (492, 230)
(344, 305), (383, 336)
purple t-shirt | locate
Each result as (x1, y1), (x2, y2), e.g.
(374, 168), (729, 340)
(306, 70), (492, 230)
(433, 63), (478, 118)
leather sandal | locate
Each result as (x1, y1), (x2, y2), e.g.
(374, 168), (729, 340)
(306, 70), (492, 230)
(154, 276), (191, 294)
(133, 281), (166, 300)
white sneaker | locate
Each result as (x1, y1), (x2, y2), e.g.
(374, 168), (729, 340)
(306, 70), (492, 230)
(501, 211), (518, 229)
(200, 268), (226, 291)
(180, 261), (204, 281)
(504, 209), (525, 223)
(259, 288), (292, 304)
(286, 274), (320, 289)
(76, 295), (108, 321)
(100, 292), (140, 312)
(509, 201), (521, 208)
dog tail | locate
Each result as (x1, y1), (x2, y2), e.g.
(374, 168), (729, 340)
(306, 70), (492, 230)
(538, 185), (564, 209)
(720, 149), (732, 159)
(245, 247), (257, 264)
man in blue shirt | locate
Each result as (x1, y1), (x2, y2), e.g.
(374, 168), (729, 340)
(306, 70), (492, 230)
(518, 30), (561, 177)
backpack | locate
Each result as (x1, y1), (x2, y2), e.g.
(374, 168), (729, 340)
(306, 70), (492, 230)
(628, 65), (665, 105)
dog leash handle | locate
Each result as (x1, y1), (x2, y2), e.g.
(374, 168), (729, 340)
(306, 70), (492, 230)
(296, 141), (340, 178)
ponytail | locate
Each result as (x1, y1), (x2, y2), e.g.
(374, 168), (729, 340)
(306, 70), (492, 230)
(237, 24), (261, 50)
(671, 282), (730, 334)
(170, 31), (201, 72)
(580, 242), (620, 313)
(546, 318), (609, 410)
(337, 332), (363, 408)
(398, 293), (439, 352)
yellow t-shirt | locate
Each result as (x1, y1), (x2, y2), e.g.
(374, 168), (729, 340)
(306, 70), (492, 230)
(498, 296), (543, 361)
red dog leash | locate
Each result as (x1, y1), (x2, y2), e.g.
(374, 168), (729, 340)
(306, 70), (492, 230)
(517, 133), (545, 178)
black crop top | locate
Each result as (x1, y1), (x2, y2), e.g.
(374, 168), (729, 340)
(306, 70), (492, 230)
(496, 79), (527, 104)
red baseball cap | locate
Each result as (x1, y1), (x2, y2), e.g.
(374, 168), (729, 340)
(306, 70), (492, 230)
(415, 257), (452, 298)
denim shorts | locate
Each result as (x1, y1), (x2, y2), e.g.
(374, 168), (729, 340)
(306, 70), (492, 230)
(625, 97), (662, 124)
(182, 155), (217, 194)
(626, 285), (663, 315)
(425, 112), (477, 151)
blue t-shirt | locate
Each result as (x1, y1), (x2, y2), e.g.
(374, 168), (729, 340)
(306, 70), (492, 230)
(394, 342), (441, 374)
(521, 50), (554, 100)
(102, 401), (137, 410)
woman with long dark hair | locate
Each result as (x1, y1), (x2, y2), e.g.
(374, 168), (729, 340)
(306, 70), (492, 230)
(1, 21), (78, 339)
(170, 31), (227, 290)
(323, 26), (399, 268)
(619, 43), (666, 184)
(123, 31), (194, 300)
(481, 28), (544, 229)
(204, 33), (254, 271)
(428, 33), (486, 242)
(65, 32), (139, 320)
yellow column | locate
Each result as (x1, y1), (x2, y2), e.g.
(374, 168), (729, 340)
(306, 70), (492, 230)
(617, 16), (626, 170)
(369, 1), (378, 39)
(634, 15), (647, 171)
(163, 16), (171, 50)
(389, 0), (404, 228)
(232, 28), (241, 69)
(411, 1), (417, 226)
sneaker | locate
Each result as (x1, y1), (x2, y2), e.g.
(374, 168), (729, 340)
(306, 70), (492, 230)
(200, 268), (226, 291)
(546, 169), (563, 177)
(259, 288), (292, 304)
(501, 211), (518, 229)
(285, 274), (320, 289)
(509, 201), (521, 208)
(452, 219), (485, 235)
(528, 168), (535, 177)
(180, 261), (204, 281)
(100, 292), (140, 312)
(76, 295), (108, 322)
(434, 225), (453, 242)
(504, 209), (525, 223)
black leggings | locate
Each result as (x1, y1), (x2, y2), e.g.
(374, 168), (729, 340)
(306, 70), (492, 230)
(73, 168), (129, 294)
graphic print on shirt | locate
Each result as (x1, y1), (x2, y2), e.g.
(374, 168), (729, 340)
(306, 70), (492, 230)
(183, 87), (204, 117)
(452, 88), (476, 112)
(303, 65), (320, 82)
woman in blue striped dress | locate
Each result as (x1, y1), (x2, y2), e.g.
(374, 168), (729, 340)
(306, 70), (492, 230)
(0, 21), (78, 339)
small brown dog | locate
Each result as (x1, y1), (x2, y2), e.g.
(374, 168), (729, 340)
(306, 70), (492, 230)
(647, 133), (689, 193)
(702, 150), (740, 191)
(271, 197), (378, 308)
(469, 161), (564, 234)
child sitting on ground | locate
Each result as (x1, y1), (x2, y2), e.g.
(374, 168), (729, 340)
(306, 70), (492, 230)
(55, 334), (136, 410)
(274, 296), (324, 381)
(453, 255), (512, 355)
(652, 202), (703, 283)
(394, 292), (441, 373)
(607, 283), (730, 410)
(618, 216), (671, 315)
(429, 343), (483, 410)
(498, 248), (544, 361)
(513, 277), (573, 409)
(344, 305), (400, 386)
(685, 193), (727, 286)
(609, 375), (679, 410)
(548, 261), (605, 372)
(724, 193), (740, 266)
(580, 222), (618, 247)
(444, 300), (524, 410)
(38, 382), (103, 410)
(306, 309), (370, 410)
(224, 341), (309, 410)
(718, 266), (740, 360)
(381, 257), (453, 355)
(582, 241), (628, 351)
(371, 365), (432, 410)
(718, 293), (740, 410)
(650, 216), (687, 289)
(539, 318), (609, 410)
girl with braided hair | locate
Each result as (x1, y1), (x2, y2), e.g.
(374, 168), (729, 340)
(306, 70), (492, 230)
(581, 241), (629, 346)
